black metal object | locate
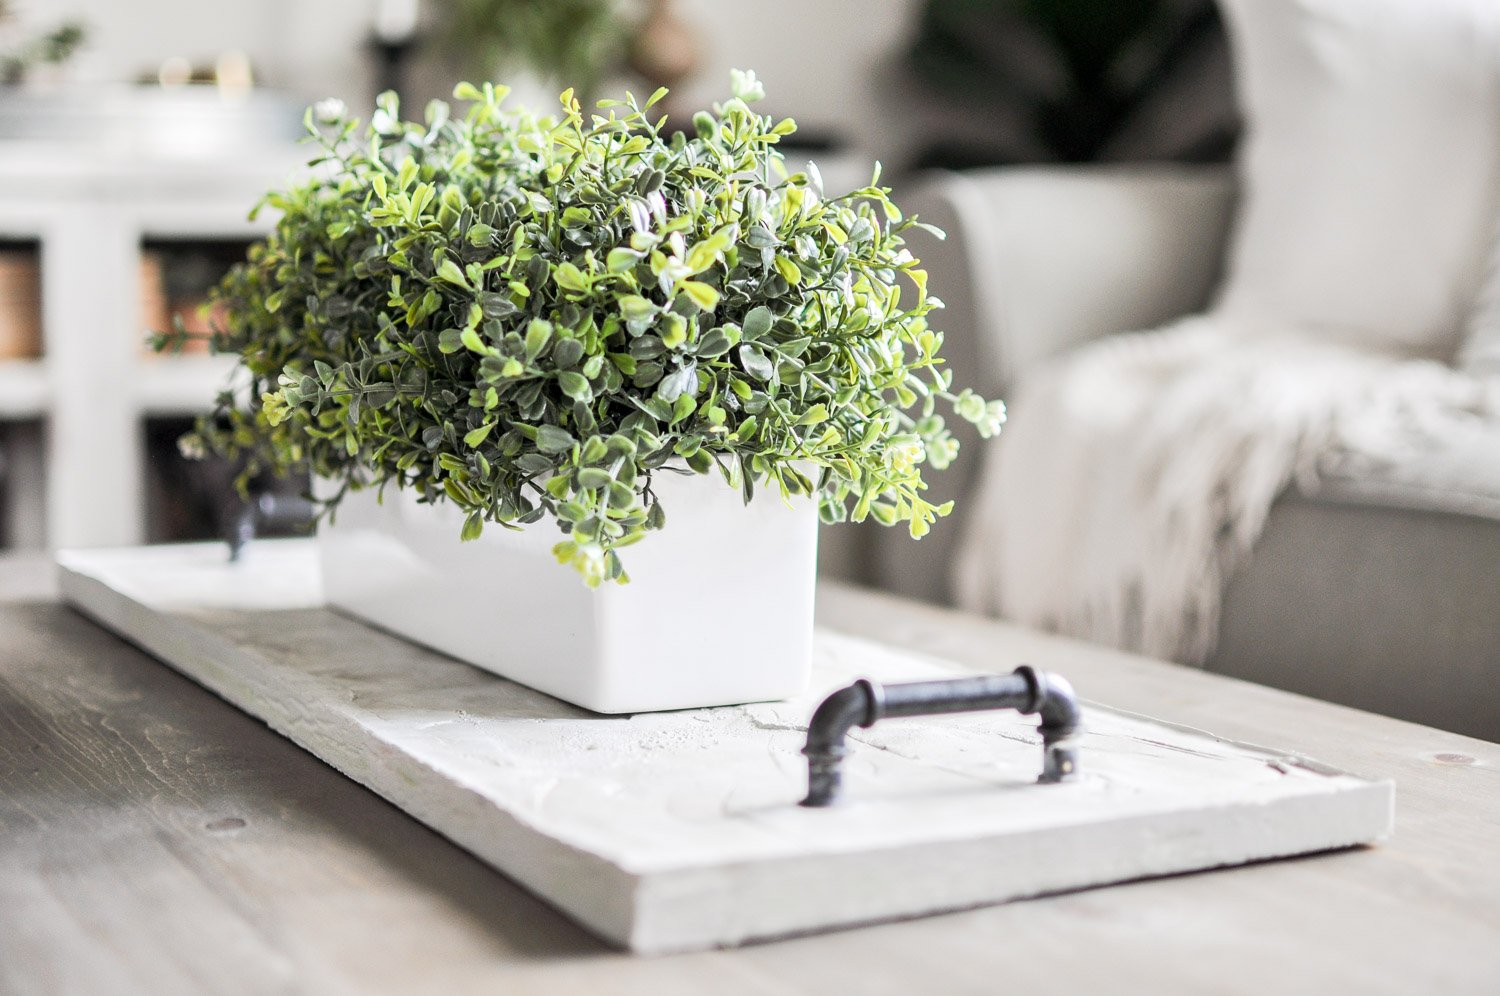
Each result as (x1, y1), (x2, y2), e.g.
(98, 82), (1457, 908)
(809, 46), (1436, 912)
(227, 491), (316, 562)
(800, 667), (1082, 807)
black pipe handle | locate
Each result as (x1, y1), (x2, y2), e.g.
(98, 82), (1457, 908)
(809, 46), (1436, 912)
(799, 666), (1082, 807)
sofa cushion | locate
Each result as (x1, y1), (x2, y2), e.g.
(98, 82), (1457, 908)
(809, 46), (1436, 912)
(1213, 414), (1500, 740)
(1215, 494), (1500, 741)
(1215, 0), (1500, 358)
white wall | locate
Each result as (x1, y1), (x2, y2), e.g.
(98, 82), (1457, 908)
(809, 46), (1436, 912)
(670, 0), (915, 133)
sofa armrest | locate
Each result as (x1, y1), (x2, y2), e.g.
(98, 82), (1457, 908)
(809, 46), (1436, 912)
(903, 164), (1236, 392)
(835, 165), (1236, 604)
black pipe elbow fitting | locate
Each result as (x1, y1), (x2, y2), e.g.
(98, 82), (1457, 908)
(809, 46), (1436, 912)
(800, 666), (1082, 807)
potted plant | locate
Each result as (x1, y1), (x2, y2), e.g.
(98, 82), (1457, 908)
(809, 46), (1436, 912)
(170, 70), (1004, 713)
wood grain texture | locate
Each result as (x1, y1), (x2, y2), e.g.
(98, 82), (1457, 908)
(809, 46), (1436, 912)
(2, 557), (1498, 993)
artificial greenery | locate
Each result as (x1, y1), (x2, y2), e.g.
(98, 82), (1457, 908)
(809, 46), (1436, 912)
(0, 2), (86, 85)
(170, 72), (1003, 586)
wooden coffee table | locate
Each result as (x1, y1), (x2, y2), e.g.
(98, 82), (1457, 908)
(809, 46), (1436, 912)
(2, 555), (1496, 993)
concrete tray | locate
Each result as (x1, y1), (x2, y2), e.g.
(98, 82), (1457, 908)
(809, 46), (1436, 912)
(58, 541), (1393, 953)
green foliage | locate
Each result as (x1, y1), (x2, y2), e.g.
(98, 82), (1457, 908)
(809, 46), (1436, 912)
(0, 2), (87, 85)
(429, 0), (626, 96)
(173, 72), (1004, 586)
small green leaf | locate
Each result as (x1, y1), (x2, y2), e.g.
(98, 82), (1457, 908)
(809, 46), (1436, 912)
(685, 242), (717, 274)
(558, 370), (592, 400)
(795, 403), (828, 426)
(646, 502), (666, 529)
(581, 435), (608, 463)
(552, 337), (585, 368)
(464, 422), (495, 447)
(680, 280), (720, 311)
(619, 295), (656, 320)
(554, 261), (587, 292)
(576, 467), (612, 490)
(742, 306), (773, 340)
(773, 255), (801, 285)
(535, 425), (576, 454)
(461, 511), (484, 541)
(695, 327), (734, 357)
(660, 313), (687, 350)
(607, 480), (634, 508)
(524, 319), (552, 358)
(437, 258), (469, 288)
(685, 448), (713, 473)
(607, 247), (640, 273)
(739, 345), (775, 381)
(657, 364), (697, 403)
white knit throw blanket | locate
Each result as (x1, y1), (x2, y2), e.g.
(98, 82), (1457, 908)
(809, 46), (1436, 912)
(952, 315), (1500, 664)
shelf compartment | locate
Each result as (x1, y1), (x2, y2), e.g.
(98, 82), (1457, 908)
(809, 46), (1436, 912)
(139, 237), (254, 357)
(0, 240), (43, 361)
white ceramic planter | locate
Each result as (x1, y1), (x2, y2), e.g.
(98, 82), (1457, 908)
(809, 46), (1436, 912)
(317, 470), (819, 713)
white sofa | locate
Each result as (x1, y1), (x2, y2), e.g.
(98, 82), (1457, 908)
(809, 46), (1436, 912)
(838, 165), (1500, 742)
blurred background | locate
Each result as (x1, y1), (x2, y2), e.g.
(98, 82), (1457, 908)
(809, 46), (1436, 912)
(0, 0), (1236, 556)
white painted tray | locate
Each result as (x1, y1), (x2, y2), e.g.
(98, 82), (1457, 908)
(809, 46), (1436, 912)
(58, 541), (1393, 954)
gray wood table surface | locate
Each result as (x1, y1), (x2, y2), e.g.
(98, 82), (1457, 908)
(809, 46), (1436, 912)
(2, 554), (1497, 995)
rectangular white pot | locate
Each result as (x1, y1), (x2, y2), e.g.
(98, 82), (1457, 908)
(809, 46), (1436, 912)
(316, 470), (819, 713)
